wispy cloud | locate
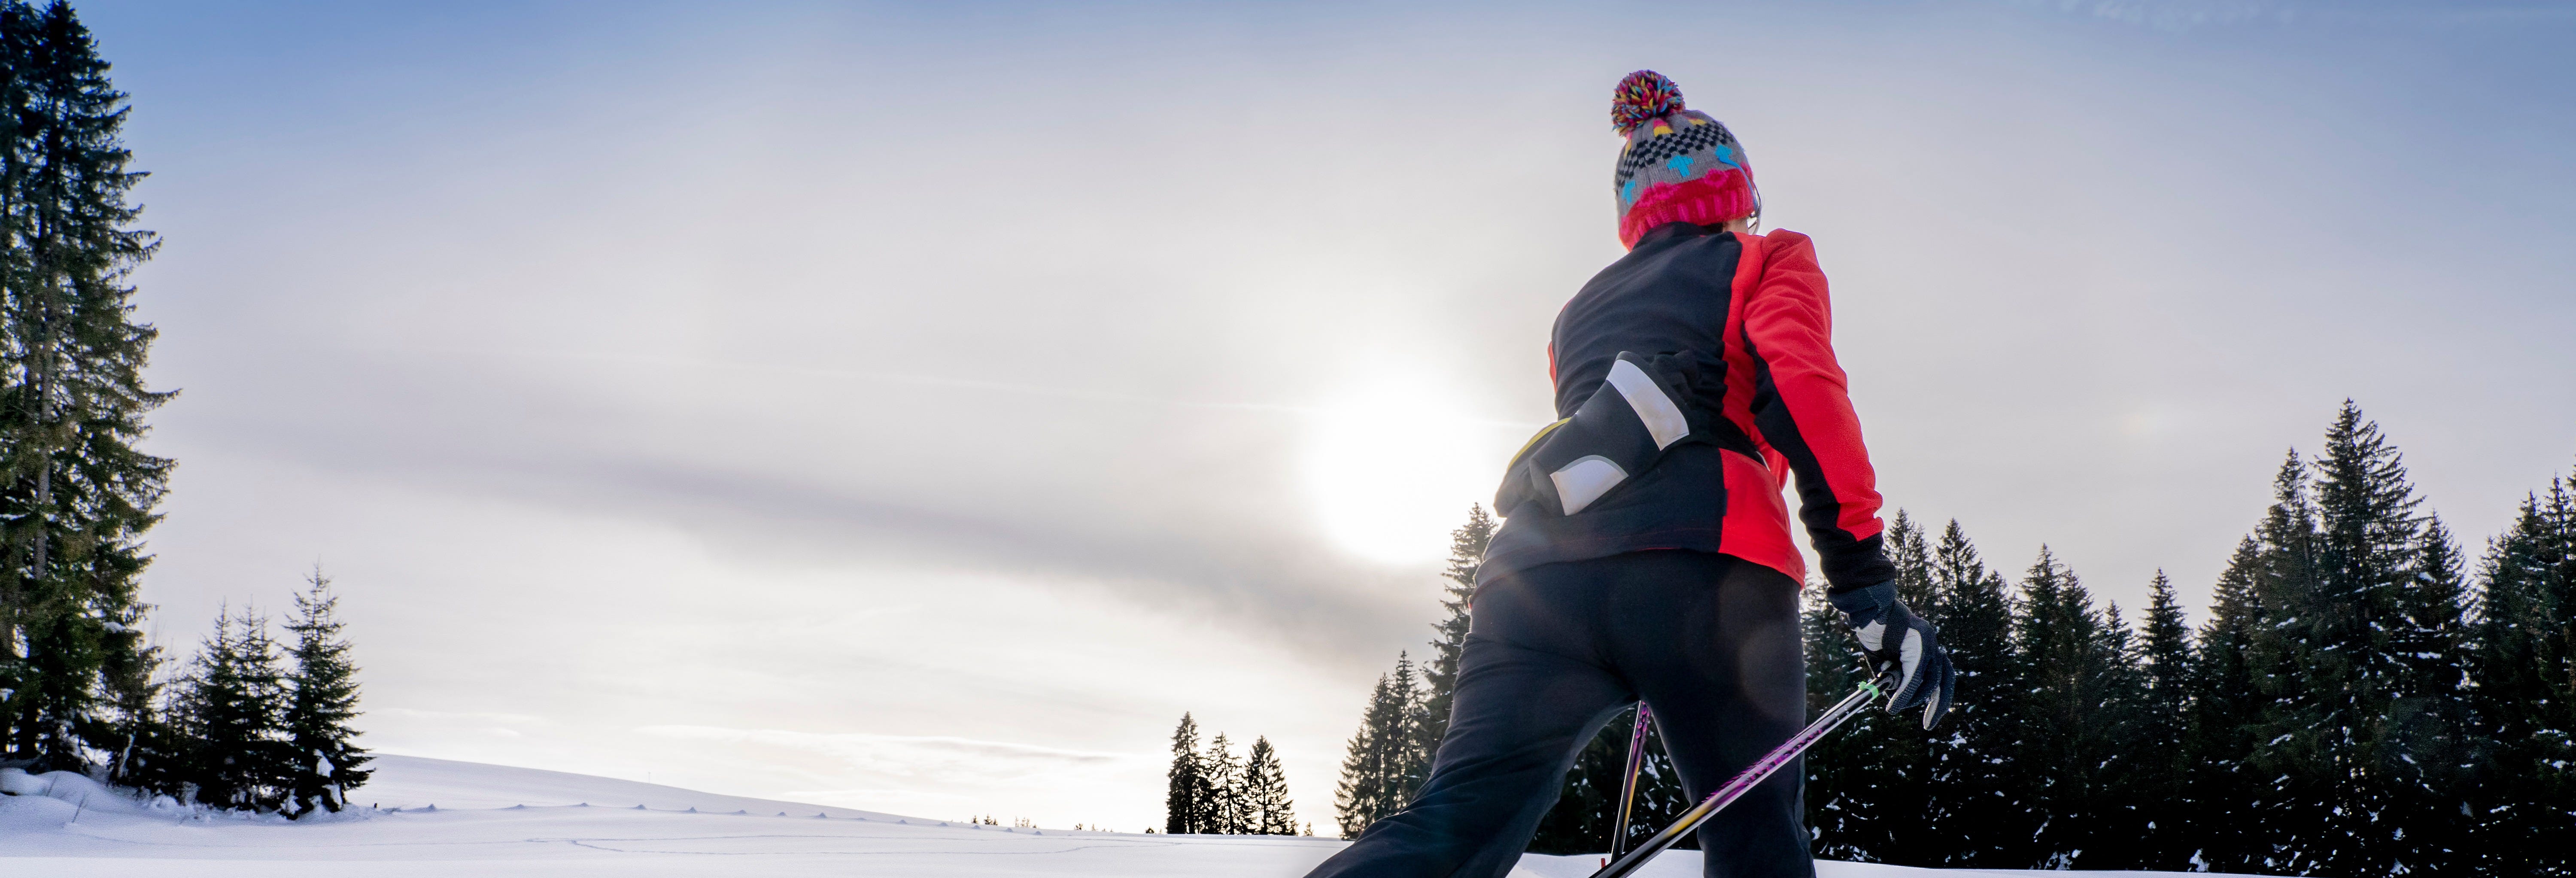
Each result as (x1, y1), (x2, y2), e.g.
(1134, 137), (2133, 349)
(638, 726), (1140, 785)
(2006, 0), (2576, 31)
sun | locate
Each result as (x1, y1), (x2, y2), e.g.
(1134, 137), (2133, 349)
(1303, 380), (1504, 565)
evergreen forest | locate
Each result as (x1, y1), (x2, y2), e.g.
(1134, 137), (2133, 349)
(0, 0), (369, 817)
(1162, 713), (1307, 836)
(1331, 403), (2574, 876)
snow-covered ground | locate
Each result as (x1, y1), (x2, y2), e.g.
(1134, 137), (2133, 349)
(1, 755), (2214, 876)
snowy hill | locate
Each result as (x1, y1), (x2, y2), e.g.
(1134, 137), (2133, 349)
(0, 755), (2222, 876)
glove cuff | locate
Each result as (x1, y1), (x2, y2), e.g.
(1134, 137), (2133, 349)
(1827, 581), (1896, 629)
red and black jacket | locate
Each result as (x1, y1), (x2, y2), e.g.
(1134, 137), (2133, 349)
(1478, 222), (1893, 593)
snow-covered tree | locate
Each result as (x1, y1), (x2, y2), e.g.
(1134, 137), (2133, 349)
(1802, 513), (1936, 861)
(2184, 536), (2267, 869)
(1921, 519), (2025, 867)
(280, 569), (371, 817)
(175, 604), (291, 811)
(2008, 547), (2145, 869)
(2468, 471), (2576, 876)
(2128, 571), (2195, 869)
(0, 0), (171, 775)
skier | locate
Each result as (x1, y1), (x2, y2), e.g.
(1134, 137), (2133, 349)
(1305, 71), (1955, 878)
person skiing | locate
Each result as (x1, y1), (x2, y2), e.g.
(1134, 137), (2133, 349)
(1303, 71), (1955, 878)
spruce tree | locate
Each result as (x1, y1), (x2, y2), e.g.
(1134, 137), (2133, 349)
(2088, 600), (2154, 868)
(1203, 732), (1245, 834)
(2184, 537), (2267, 871)
(280, 569), (370, 817)
(2303, 404), (2420, 874)
(1164, 713), (1209, 834)
(176, 605), (290, 811)
(1241, 735), (1297, 835)
(1799, 513), (1937, 863)
(2236, 449), (2326, 874)
(2376, 515), (2473, 872)
(1334, 661), (1420, 838)
(1918, 518), (2024, 867)
(2009, 547), (2143, 869)
(1385, 653), (1426, 802)
(2467, 472), (2576, 876)
(1334, 674), (1393, 837)
(2131, 570), (2195, 869)
(1802, 580), (1883, 862)
(2238, 404), (2453, 875)
(0, 0), (170, 773)
(1417, 506), (1490, 766)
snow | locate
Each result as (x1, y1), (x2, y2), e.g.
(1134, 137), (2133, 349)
(0, 755), (2240, 876)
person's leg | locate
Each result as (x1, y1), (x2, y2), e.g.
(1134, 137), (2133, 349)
(1303, 561), (1631, 878)
(1603, 552), (1813, 878)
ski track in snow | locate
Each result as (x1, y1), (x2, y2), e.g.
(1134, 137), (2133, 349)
(0, 754), (2234, 876)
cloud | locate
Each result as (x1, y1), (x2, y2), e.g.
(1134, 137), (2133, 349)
(638, 726), (1139, 785)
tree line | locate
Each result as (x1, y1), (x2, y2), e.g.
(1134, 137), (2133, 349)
(1331, 403), (2571, 875)
(1163, 712), (1305, 835)
(0, 0), (372, 818)
(1805, 401), (2570, 875)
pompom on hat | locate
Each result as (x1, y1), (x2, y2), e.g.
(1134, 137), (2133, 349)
(1610, 70), (1756, 249)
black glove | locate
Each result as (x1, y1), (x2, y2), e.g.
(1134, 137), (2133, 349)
(1828, 583), (1956, 729)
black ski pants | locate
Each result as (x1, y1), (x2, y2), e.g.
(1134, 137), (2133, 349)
(1305, 550), (1812, 878)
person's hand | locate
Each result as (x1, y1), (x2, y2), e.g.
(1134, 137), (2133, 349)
(1827, 583), (1956, 729)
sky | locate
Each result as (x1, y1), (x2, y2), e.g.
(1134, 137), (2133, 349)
(82, 0), (2576, 834)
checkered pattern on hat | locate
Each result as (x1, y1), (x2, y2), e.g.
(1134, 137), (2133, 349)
(1607, 72), (1757, 249)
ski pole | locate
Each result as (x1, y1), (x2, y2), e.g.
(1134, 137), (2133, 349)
(1606, 702), (1653, 862)
(1585, 674), (1889, 878)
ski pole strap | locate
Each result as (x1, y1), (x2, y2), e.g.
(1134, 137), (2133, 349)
(1586, 676), (1887, 878)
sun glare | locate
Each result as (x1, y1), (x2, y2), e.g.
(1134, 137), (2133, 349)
(1305, 380), (1500, 565)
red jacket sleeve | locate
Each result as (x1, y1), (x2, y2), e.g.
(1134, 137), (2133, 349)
(1738, 231), (1893, 592)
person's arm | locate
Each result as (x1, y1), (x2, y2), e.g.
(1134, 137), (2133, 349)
(1737, 231), (1893, 593)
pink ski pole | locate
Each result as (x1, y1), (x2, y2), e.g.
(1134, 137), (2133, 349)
(1606, 702), (1654, 862)
(1586, 675), (1889, 878)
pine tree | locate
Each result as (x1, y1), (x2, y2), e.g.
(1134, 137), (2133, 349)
(1334, 674), (1391, 837)
(1385, 653), (1425, 802)
(1240, 735), (1297, 835)
(0, 0), (171, 774)
(2467, 471), (2576, 876)
(2130, 570), (2194, 869)
(1802, 578), (1885, 862)
(1799, 512), (1939, 863)
(2232, 404), (2448, 875)
(280, 569), (370, 817)
(2375, 514), (2473, 872)
(2087, 599), (2154, 868)
(2233, 448), (2327, 874)
(1417, 506), (1490, 768)
(175, 604), (290, 811)
(1203, 732), (1245, 833)
(2009, 547), (2142, 869)
(2184, 537), (2267, 871)
(1164, 713), (1209, 834)
(1918, 518), (2025, 868)
(1334, 661), (1421, 838)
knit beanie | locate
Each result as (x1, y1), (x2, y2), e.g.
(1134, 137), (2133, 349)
(1611, 70), (1756, 249)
